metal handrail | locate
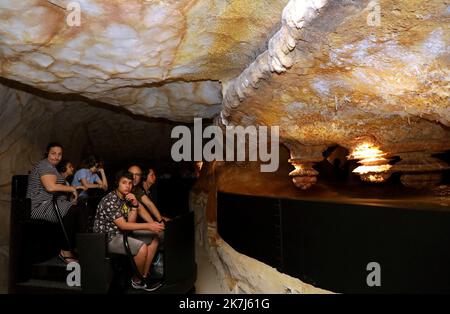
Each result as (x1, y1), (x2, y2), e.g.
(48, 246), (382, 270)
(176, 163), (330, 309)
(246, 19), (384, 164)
(52, 195), (72, 251)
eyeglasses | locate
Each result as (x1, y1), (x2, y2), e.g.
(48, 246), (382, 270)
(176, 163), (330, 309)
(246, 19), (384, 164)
(131, 173), (142, 177)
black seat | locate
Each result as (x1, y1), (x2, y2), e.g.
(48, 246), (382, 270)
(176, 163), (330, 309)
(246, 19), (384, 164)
(9, 175), (66, 292)
(162, 212), (196, 293)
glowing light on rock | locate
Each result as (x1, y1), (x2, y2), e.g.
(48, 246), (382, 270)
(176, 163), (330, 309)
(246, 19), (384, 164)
(288, 160), (319, 190)
(354, 164), (392, 174)
(349, 142), (392, 183)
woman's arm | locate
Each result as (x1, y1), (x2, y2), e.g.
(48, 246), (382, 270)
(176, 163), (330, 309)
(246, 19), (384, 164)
(41, 174), (77, 193)
(140, 194), (163, 222)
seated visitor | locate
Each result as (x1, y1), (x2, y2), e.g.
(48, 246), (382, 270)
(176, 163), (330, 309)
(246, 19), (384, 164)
(57, 159), (75, 183)
(57, 159), (76, 202)
(93, 170), (165, 291)
(26, 142), (87, 264)
(128, 165), (169, 223)
(72, 156), (108, 201)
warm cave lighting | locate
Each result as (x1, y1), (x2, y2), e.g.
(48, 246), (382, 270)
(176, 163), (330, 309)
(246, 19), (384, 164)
(349, 142), (392, 183)
(288, 160), (319, 190)
(288, 162), (305, 178)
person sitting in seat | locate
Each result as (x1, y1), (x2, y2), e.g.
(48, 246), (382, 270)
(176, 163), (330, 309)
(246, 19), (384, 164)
(57, 159), (76, 202)
(57, 159), (75, 182)
(26, 142), (87, 264)
(128, 165), (169, 223)
(71, 156), (108, 202)
(142, 168), (168, 219)
(93, 170), (165, 291)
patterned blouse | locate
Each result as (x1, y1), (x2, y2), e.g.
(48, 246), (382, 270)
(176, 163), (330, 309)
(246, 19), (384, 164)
(93, 190), (132, 242)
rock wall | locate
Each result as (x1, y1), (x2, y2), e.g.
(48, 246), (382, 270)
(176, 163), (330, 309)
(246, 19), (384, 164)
(191, 193), (330, 293)
(0, 83), (73, 293)
(190, 148), (331, 294)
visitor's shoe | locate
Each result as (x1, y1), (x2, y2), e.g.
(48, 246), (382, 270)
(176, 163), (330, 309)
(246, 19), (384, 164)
(143, 280), (163, 292)
(58, 253), (78, 264)
(131, 279), (146, 290)
(131, 278), (163, 292)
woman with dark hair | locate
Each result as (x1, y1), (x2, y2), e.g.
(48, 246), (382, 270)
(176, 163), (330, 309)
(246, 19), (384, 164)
(26, 142), (87, 263)
(57, 159), (76, 202)
(71, 155), (108, 201)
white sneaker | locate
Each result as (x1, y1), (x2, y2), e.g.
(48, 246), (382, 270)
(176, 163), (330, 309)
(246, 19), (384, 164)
(131, 279), (146, 290)
(144, 281), (163, 292)
(131, 278), (163, 292)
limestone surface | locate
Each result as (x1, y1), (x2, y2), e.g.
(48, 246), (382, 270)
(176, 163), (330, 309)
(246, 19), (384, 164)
(221, 0), (450, 156)
(0, 0), (288, 121)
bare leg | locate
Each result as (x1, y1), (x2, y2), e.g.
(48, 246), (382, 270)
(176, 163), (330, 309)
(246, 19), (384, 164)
(143, 238), (159, 278)
(133, 244), (148, 280)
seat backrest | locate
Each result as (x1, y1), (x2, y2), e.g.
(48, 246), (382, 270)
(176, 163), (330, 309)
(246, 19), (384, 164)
(12, 175), (29, 200)
(77, 232), (114, 294)
(163, 211), (195, 284)
(11, 175), (31, 222)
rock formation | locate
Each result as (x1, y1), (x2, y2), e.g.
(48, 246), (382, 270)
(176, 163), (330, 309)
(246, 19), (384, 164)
(0, 0), (448, 293)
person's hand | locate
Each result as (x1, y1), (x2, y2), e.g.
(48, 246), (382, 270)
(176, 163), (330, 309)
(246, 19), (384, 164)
(147, 221), (165, 233)
(71, 189), (78, 203)
(125, 193), (138, 207)
(75, 185), (87, 192)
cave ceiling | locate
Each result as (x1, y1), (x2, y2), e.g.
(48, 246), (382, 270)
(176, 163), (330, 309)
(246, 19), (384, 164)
(0, 0), (449, 188)
(222, 0), (449, 143)
(218, 0), (450, 188)
(0, 0), (288, 121)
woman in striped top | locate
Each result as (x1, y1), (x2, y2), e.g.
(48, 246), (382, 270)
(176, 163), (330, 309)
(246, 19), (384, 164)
(26, 142), (87, 263)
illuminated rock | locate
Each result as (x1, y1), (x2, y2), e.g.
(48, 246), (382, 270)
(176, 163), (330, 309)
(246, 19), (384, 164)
(348, 140), (393, 183)
(220, 0), (450, 187)
(392, 152), (450, 189)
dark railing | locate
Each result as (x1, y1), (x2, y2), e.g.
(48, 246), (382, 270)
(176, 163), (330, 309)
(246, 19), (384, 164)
(217, 192), (450, 293)
(52, 195), (72, 251)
